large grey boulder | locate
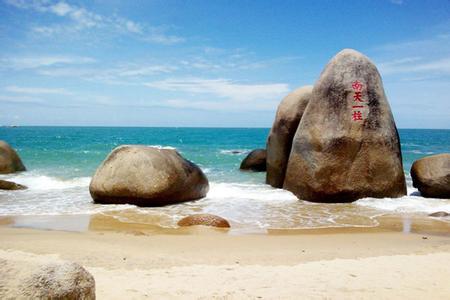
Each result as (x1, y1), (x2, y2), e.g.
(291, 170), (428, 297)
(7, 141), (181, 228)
(90, 145), (209, 206)
(0, 141), (26, 174)
(284, 49), (406, 203)
(266, 86), (313, 188)
(0, 259), (95, 299)
(411, 153), (450, 199)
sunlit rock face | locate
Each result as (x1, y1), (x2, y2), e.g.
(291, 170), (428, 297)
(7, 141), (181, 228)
(266, 86), (313, 188)
(284, 49), (406, 203)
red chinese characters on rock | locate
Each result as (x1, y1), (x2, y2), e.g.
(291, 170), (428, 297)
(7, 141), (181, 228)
(351, 80), (366, 121)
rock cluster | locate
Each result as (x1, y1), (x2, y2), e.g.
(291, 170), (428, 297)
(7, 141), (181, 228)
(263, 49), (407, 202)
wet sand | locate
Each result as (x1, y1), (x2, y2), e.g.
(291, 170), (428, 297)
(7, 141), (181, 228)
(0, 213), (449, 299)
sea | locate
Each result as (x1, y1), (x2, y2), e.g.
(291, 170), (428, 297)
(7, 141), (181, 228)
(0, 127), (449, 232)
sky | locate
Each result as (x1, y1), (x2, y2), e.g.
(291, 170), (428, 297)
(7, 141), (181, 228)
(0, 0), (449, 128)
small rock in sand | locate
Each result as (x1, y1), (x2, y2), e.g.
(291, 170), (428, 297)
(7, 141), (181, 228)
(178, 214), (231, 228)
(428, 211), (449, 217)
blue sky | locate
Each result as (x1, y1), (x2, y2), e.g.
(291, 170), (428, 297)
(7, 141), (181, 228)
(0, 0), (449, 128)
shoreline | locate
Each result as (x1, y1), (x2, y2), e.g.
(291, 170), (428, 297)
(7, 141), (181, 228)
(0, 225), (449, 299)
(1, 211), (449, 236)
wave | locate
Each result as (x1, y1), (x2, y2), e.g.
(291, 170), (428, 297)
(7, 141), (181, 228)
(0, 172), (90, 190)
(219, 149), (250, 155)
(1, 175), (448, 229)
(146, 145), (176, 150)
(356, 187), (450, 214)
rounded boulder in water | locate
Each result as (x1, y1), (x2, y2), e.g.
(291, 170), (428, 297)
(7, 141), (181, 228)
(89, 145), (209, 206)
(411, 153), (450, 199)
(266, 85), (313, 188)
(284, 49), (406, 203)
(0, 141), (26, 174)
(240, 149), (266, 172)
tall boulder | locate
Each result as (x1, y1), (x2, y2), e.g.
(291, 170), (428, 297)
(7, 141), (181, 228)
(0, 141), (26, 174)
(90, 145), (209, 206)
(284, 49), (406, 203)
(411, 153), (450, 199)
(266, 86), (313, 188)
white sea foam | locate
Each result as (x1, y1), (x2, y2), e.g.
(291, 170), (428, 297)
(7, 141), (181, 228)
(356, 187), (450, 214)
(1, 172), (90, 190)
(1, 174), (449, 229)
(146, 145), (176, 150)
(408, 150), (435, 155)
(219, 149), (250, 155)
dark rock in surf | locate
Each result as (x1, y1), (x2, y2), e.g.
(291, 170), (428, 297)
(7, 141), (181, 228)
(0, 141), (26, 174)
(428, 211), (449, 217)
(240, 149), (266, 172)
(0, 179), (27, 190)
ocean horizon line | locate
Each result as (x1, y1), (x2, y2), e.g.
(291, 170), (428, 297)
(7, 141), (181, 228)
(2, 125), (450, 130)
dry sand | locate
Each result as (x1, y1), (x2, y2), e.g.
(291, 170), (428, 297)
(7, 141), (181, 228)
(0, 219), (449, 299)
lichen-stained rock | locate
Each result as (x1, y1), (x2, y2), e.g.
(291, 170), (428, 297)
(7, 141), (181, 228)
(284, 49), (406, 203)
(411, 153), (450, 199)
(90, 145), (209, 206)
(0, 259), (95, 300)
(0, 141), (26, 174)
(240, 149), (267, 172)
(178, 214), (231, 228)
(266, 86), (313, 188)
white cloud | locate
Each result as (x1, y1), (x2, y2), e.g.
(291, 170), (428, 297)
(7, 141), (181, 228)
(1, 55), (95, 70)
(375, 32), (450, 77)
(5, 0), (184, 45)
(4, 85), (72, 95)
(145, 78), (290, 102)
(379, 56), (450, 75)
(0, 94), (45, 105)
(35, 63), (178, 85)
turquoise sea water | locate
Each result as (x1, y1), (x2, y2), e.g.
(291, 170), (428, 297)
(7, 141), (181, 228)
(0, 127), (449, 231)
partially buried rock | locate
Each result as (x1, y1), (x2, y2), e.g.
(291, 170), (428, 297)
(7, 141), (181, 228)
(89, 145), (209, 206)
(178, 214), (230, 228)
(0, 141), (26, 174)
(266, 86), (313, 188)
(240, 149), (266, 172)
(428, 211), (449, 217)
(284, 49), (406, 203)
(0, 179), (27, 190)
(0, 259), (95, 299)
(411, 153), (450, 199)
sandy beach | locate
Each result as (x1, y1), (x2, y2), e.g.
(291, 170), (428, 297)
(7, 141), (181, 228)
(1, 216), (449, 299)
